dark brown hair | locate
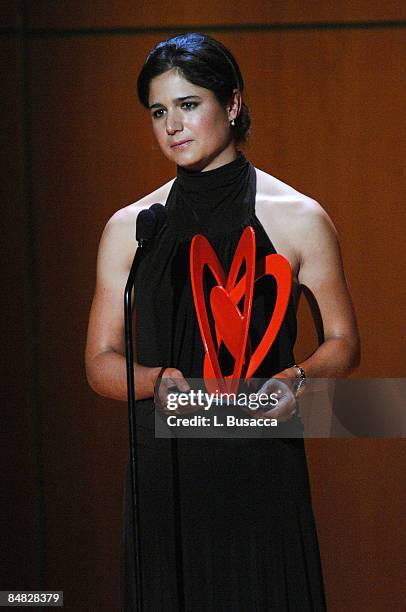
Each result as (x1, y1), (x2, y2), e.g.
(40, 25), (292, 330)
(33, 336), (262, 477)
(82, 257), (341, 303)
(137, 33), (251, 144)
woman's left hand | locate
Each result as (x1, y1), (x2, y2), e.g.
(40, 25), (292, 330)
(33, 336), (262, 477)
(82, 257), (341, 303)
(246, 376), (298, 422)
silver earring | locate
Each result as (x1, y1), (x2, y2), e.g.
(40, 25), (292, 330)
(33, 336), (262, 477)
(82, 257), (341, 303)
(230, 119), (236, 126)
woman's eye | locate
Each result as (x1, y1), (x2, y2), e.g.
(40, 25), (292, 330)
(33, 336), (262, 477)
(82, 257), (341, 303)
(152, 109), (165, 119)
(182, 102), (198, 111)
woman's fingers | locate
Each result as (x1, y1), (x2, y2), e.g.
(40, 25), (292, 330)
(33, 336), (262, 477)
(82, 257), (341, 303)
(162, 368), (191, 393)
(256, 378), (297, 422)
(155, 373), (298, 420)
(155, 368), (191, 413)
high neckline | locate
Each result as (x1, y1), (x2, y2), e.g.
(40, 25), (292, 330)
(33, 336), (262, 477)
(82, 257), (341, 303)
(165, 152), (255, 239)
(176, 152), (249, 186)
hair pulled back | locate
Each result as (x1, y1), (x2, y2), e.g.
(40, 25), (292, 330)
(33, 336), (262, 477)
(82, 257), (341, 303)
(137, 33), (251, 144)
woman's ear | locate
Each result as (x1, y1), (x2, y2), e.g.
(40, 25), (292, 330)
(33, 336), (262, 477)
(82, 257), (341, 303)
(228, 89), (242, 121)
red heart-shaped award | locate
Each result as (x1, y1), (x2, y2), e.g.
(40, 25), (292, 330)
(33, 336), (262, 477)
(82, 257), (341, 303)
(190, 226), (256, 393)
(190, 226), (292, 393)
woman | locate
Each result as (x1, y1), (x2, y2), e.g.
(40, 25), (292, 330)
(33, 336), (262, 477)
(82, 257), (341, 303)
(85, 33), (359, 611)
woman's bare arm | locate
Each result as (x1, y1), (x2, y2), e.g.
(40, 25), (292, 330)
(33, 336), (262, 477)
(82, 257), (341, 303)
(281, 201), (360, 379)
(85, 209), (163, 401)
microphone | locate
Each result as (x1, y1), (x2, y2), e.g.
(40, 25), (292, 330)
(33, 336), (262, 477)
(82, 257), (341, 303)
(149, 203), (167, 233)
(136, 209), (157, 248)
(136, 203), (167, 247)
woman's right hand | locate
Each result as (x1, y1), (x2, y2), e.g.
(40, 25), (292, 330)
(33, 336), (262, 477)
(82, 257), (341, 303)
(154, 367), (194, 415)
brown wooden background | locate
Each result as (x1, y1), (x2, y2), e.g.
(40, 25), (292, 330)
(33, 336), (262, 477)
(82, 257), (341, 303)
(2, 2), (406, 610)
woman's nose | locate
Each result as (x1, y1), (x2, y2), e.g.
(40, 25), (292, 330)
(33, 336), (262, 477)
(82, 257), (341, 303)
(166, 110), (183, 134)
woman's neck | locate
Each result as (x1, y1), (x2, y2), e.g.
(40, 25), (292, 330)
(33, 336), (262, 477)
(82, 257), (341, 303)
(179, 143), (239, 173)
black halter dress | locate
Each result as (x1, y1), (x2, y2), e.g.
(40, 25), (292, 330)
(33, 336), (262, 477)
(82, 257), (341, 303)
(121, 153), (327, 611)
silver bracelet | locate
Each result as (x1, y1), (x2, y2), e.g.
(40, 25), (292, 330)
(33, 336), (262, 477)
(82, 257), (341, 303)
(293, 364), (306, 395)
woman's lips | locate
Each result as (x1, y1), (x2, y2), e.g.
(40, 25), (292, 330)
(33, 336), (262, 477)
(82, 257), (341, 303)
(171, 140), (193, 150)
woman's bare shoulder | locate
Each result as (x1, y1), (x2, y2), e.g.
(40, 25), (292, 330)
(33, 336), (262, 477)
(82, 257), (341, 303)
(255, 167), (326, 217)
(104, 178), (174, 236)
(111, 178), (175, 228)
(254, 167), (337, 278)
(254, 167), (336, 238)
(97, 178), (175, 268)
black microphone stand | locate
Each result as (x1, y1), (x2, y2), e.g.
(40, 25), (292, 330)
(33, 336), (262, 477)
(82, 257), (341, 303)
(124, 246), (145, 612)
(123, 206), (163, 611)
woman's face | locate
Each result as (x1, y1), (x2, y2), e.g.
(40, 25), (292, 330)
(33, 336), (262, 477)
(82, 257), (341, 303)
(148, 68), (238, 172)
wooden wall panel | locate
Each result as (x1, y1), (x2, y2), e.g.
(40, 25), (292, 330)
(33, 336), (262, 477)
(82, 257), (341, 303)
(27, 27), (405, 611)
(228, 28), (406, 377)
(25, 0), (406, 30)
(0, 1), (23, 29)
(306, 439), (406, 611)
(1, 37), (38, 588)
(27, 35), (167, 611)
